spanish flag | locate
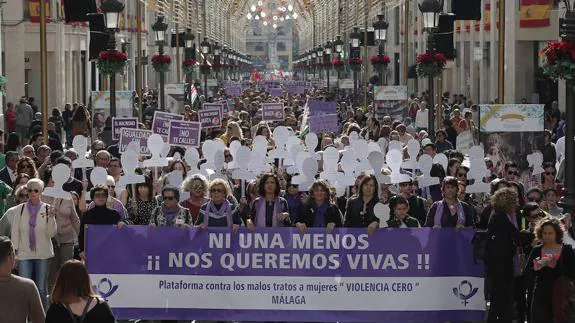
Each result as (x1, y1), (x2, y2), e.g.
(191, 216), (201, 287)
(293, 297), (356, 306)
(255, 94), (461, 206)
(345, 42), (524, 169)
(519, 0), (552, 28)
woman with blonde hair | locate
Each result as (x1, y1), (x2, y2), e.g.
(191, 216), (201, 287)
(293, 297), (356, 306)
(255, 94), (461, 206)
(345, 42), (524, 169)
(197, 178), (241, 230)
(180, 174), (210, 224)
(45, 260), (115, 322)
(220, 121), (244, 146)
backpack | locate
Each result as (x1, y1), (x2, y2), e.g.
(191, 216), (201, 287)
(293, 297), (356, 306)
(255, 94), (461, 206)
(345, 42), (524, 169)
(471, 230), (489, 264)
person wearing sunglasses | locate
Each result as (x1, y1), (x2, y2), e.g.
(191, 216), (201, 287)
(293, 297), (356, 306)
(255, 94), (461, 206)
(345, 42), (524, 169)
(10, 178), (57, 309)
(526, 187), (544, 204)
(197, 179), (241, 231)
(78, 185), (124, 262)
(538, 162), (562, 196)
(86, 176), (127, 220)
(16, 157), (39, 180)
(181, 175), (209, 224)
(149, 186), (192, 228)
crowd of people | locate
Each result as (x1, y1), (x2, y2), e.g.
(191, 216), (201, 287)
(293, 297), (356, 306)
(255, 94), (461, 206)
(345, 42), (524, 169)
(0, 82), (572, 323)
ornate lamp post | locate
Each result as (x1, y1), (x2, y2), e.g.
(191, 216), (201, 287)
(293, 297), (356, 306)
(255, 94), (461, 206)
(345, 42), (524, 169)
(316, 46), (324, 80)
(213, 42), (221, 79)
(419, 0), (442, 140)
(200, 38), (211, 95)
(350, 27), (361, 96)
(100, 0), (125, 117)
(324, 41), (332, 90)
(184, 28), (195, 106)
(222, 46), (228, 80)
(152, 14), (168, 110)
(373, 14), (389, 86)
(334, 35), (344, 80)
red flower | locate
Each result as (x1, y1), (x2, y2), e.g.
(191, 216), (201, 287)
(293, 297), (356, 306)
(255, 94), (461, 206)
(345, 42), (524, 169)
(332, 58), (345, 66)
(348, 57), (363, 65)
(152, 54), (171, 65)
(416, 51), (446, 67)
(182, 59), (197, 67)
(98, 50), (128, 62)
(370, 55), (391, 64)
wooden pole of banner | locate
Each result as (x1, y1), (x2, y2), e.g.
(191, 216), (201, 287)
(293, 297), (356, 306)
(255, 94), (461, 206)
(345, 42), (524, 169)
(136, 0), (143, 122)
(40, 0), (49, 140)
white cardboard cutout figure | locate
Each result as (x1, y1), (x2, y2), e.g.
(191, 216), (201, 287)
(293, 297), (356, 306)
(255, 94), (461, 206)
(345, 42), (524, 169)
(305, 133), (318, 153)
(43, 164), (72, 200)
(143, 134), (169, 168)
(368, 151), (389, 184)
(388, 140), (403, 153)
(118, 150), (145, 186)
(72, 136), (94, 169)
(417, 155), (440, 188)
(184, 147), (200, 177)
(166, 170), (189, 201)
(466, 146), (491, 193)
(527, 151), (545, 176)
(402, 139), (421, 170)
(351, 140), (372, 174)
(374, 203), (390, 228)
(319, 147), (340, 185)
(292, 156), (317, 191)
(232, 146), (255, 197)
(89, 167), (108, 187)
(377, 137), (389, 155)
(387, 149), (411, 184)
(433, 153), (449, 173)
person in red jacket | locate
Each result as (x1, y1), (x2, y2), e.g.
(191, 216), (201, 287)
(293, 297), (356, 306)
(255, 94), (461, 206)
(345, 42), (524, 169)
(5, 102), (16, 134)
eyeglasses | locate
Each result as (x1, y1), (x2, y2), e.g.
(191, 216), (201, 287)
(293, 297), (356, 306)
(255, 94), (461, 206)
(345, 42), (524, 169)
(107, 185), (116, 189)
(210, 188), (224, 194)
(163, 196), (176, 201)
(507, 171), (519, 176)
(191, 184), (204, 190)
(545, 171), (556, 176)
(529, 212), (545, 219)
(527, 197), (541, 203)
(27, 189), (40, 193)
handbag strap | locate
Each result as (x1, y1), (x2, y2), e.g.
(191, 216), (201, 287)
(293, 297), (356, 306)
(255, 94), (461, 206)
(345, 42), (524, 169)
(63, 297), (93, 323)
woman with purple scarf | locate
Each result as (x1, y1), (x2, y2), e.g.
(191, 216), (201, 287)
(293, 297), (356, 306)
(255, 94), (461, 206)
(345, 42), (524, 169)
(197, 179), (242, 231)
(247, 173), (290, 231)
(424, 177), (475, 228)
(10, 178), (57, 308)
(296, 180), (342, 234)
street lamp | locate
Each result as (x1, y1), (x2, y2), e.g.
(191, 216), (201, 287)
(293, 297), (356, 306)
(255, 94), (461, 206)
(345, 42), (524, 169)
(100, 0), (125, 118)
(373, 14), (389, 85)
(222, 46), (228, 80)
(559, 2), (575, 214)
(419, 0), (442, 140)
(334, 36), (344, 80)
(184, 28), (195, 106)
(200, 37), (211, 96)
(316, 46), (324, 80)
(213, 42), (221, 79)
(152, 14), (168, 111)
(350, 27), (361, 96)
(325, 41), (332, 90)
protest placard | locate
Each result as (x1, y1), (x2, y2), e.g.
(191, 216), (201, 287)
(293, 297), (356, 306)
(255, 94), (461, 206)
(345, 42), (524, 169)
(309, 101), (337, 116)
(119, 128), (152, 156)
(112, 117), (138, 140)
(309, 114), (339, 133)
(199, 104), (223, 128)
(152, 111), (184, 137)
(262, 103), (285, 122)
(168, 120), (201, 148)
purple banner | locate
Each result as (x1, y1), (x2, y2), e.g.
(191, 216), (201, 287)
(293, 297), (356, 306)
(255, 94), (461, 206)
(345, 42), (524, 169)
(309, 114), (339, 133)
(112, 117), (138, 141)
(269, 88), (283, 97)
(119, 128), (152, 156)
(168, 120), (201, 147)
(152, 111), (184, 137)
(199, 104), (223, 129)
(87, 227), (484, 322)
(309, 100), (337, 116)
(261, 103), (285, 122)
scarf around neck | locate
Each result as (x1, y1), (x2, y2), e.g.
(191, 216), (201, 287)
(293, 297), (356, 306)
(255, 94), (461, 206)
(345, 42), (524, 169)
(27, 201), (43, 252)
(204, 199), (232, 227)
(434, 200), (465, 227)
(256, 197), (281, 228)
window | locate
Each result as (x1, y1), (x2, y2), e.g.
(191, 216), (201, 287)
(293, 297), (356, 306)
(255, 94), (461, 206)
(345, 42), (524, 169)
(277, 42), (286, 51)
(255, 43), (265, 51)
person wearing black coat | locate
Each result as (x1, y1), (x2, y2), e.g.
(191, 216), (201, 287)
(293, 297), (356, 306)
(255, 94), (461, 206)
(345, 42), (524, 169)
(296, 180), (343, 233)
(524, 217), (575, 323)
(387, 196), (420, 228)
(485, 188), (522, 323)
(344, 175), (380, 235)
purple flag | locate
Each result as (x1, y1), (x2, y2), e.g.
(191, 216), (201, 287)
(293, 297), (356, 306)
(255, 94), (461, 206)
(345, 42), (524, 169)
(261, 103), (285, 122)
(309, 114), (339, 133)
(168, 120), (201, 148)
(112, 117), (138, 140)
(87, 227), (485, 322)
(152, 111), (184, 137)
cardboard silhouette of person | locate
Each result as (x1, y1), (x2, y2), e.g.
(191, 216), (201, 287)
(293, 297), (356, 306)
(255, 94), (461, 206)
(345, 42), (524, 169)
(374, 203), (391, 228)
(417, 155), (440, 188)
(72, 135), (94, 169)
(527, 151), (544, 176)
(466, 146), (491, 193)
(118, 150), (145, 186)
(43, 164), (72, 200)
(143, 134), (169, 168)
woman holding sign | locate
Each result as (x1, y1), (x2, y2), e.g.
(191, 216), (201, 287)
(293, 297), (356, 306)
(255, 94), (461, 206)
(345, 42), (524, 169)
(343, 174), (380, 235)
(296, 180), (342, 234)
(247, 173), (290, 230)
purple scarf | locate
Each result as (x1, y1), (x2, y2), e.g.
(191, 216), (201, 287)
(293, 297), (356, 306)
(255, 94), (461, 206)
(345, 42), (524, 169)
(27, 202), (43, 252)
(256, 197), (281, 228)
(204, 200), (233, 228)
(434, 200), (465, 227)
(162, 205), (180, 226)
